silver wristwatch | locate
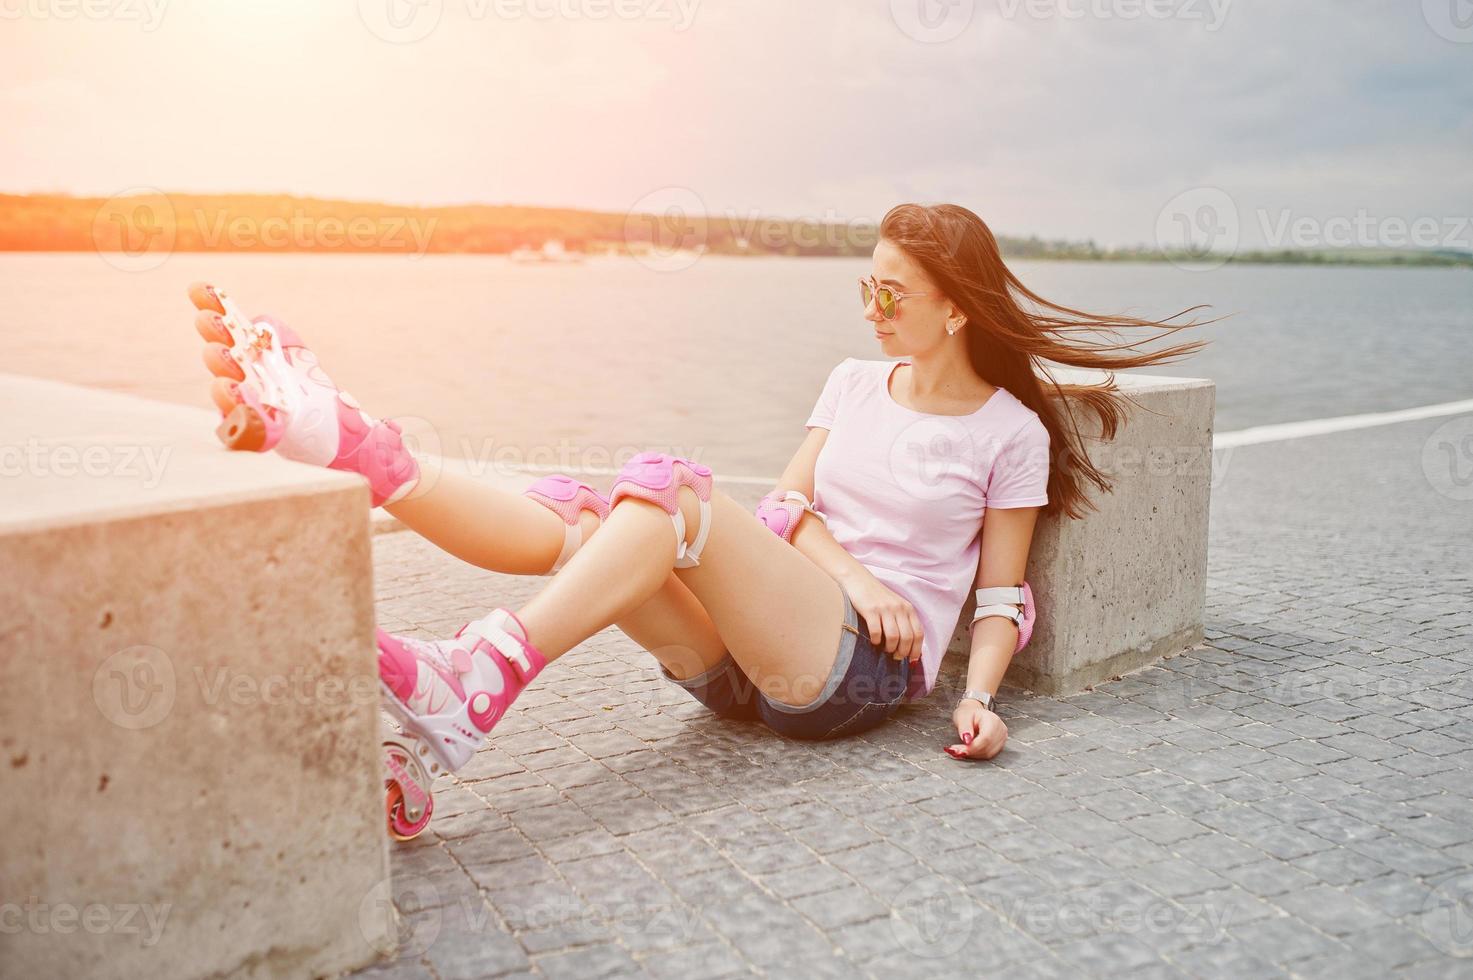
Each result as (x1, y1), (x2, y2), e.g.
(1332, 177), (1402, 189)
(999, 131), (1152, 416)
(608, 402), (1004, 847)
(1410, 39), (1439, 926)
(959, 689), (997, 713)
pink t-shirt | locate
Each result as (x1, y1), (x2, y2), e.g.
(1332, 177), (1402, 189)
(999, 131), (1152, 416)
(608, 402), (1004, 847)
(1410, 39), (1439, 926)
(805, 358), (1050, 699)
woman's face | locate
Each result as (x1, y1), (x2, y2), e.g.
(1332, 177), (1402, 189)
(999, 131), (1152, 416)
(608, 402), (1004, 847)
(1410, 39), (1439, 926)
(865, 238), (953, 357)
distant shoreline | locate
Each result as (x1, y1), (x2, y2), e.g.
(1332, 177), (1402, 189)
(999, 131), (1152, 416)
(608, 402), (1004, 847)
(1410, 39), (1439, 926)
(3, 192), (1468, 269)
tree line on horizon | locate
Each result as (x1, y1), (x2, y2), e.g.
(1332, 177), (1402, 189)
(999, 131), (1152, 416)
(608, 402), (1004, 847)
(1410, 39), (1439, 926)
(1, 193), (1467, 268)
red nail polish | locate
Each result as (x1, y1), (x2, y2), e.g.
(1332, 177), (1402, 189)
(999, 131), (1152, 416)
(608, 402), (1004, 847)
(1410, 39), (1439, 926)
(961, 732), (973, 745)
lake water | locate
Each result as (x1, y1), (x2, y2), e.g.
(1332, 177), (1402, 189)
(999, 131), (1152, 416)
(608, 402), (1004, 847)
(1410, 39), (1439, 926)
(2, 253), (1468, 478)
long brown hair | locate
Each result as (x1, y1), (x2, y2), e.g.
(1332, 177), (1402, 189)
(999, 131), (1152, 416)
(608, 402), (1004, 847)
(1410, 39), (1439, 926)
(879, 203), (1214, 520)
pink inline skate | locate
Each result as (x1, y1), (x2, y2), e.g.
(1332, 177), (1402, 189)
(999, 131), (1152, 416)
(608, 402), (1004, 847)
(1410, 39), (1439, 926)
(187, 283), (419, 506)
(376, 610), (550, 840)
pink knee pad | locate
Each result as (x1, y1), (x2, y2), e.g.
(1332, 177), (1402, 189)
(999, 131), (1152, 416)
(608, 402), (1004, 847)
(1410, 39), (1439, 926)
(524, 475), (610, 574)
(755, 489), (826, 544)
(970, 582), (1037, 652)
(608, 452), (713, 568)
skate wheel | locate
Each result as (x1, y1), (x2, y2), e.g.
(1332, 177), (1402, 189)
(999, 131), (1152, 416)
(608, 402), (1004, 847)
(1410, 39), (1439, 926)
(202, 342), (245, 382)
(385, 781), (433, 841)
(187, 281), (225, 315)
(217, 403), (268, 452)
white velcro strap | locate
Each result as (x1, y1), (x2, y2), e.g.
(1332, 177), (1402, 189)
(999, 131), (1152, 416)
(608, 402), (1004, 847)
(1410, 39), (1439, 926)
(549, 523), (580, 574)
(971, 586), (1026, 630)
(674, 499), (712, 569)
(975, 586), (1025, 606)
(781, 490), (828, 526)
(465, 612), (533, 676)
(972, 604), (1024, 628)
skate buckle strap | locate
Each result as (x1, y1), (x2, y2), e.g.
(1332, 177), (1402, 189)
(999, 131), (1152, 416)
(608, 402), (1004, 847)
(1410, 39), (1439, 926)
(971, 585), (1026, 629)
(672, 498), (712, 569)
(463, 615), (543, 683)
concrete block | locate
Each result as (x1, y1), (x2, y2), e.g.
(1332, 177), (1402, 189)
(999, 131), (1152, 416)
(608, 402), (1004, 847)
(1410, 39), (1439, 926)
(943, 369), (1216, 695)
(0, 375), (391, 978)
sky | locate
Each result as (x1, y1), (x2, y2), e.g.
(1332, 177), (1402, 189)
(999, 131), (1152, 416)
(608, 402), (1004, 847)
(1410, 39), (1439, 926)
(1, 0), (1470, 249)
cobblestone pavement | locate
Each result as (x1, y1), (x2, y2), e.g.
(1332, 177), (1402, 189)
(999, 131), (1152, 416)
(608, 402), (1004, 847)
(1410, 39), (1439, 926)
(352, 416), (1472, 979)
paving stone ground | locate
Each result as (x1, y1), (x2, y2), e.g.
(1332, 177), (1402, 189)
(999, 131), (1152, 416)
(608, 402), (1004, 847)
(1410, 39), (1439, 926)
(350, 415), (1472, 979)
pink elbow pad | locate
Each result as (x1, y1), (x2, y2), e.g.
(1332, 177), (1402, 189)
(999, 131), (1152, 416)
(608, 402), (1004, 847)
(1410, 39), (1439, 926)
(755, 490), (825, 544)
(971, 581), (1036, 653)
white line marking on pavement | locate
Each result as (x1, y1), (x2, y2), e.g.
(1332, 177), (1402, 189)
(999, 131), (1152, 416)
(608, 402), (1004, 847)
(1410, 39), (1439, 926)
(1213, 398), (1473, 448)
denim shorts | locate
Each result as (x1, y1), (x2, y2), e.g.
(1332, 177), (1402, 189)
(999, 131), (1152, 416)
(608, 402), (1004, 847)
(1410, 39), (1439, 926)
(659, 588), (911, 740)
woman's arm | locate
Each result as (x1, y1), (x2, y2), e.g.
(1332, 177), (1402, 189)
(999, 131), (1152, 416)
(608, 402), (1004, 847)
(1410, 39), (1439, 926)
(770, 428), (925, 661)
(949, 504), (1041, 761)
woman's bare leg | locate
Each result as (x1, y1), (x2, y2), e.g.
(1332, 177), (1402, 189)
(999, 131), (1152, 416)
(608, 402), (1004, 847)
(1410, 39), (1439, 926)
(385, 468), (571, 575)
(388, 467), (731, 679)
(518, 488), (846, 707)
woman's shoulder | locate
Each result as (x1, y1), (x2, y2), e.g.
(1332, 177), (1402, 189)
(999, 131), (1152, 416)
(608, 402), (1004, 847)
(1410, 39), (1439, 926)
(976, 387), (1049, 444)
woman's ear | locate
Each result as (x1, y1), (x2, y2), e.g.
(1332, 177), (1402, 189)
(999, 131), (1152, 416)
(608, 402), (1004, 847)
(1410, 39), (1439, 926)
(946, 304), (967, 336)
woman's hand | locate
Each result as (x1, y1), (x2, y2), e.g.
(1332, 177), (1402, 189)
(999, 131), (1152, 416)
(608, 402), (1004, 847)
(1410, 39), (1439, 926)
(946, 700), (1008, 760)
(842, 572), (924, 662)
